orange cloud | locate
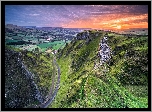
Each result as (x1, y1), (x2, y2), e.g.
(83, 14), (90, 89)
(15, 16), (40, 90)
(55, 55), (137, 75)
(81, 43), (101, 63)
(62, 13), (148, 30)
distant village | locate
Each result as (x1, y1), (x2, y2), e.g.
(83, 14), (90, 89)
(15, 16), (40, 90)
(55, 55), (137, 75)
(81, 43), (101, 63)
(5, 24), (91, 51)
(5, 24), (85, 43)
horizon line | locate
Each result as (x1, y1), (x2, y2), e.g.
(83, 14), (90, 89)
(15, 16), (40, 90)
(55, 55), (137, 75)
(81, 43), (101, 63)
(5, 24), (148, 31)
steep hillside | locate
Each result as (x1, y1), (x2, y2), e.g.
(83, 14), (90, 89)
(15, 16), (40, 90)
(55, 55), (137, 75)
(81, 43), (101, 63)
(5, 48), (41, 108)
(5, 46), (56, 108)
(50, 30), (148, 108)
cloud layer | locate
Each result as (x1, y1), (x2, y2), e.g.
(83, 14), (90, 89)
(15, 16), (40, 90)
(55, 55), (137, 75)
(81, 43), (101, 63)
(5, 5), (148, 30)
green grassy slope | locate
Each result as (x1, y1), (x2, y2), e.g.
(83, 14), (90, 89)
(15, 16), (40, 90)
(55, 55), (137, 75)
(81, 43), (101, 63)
(21, 50), (54, 98)
(50, 30), (148, 108)
(37, 40), (66, 51)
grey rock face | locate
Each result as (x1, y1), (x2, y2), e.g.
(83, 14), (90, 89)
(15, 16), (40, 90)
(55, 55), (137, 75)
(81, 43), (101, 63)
(98, 36), (111, 65)
(76, 31), (89, 40)
(5, 49), (44, 108)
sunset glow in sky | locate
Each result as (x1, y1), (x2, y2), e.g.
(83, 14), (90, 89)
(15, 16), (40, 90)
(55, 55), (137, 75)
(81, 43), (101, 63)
(5, 5), (148, 30)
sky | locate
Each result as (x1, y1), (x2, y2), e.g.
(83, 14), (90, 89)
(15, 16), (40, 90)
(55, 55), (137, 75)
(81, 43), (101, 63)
(5, 5), (148, 30)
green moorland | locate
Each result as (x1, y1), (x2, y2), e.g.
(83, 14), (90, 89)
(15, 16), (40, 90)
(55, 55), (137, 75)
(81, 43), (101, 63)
(5, 30), (148, 108)
(49, 30), (148, 108)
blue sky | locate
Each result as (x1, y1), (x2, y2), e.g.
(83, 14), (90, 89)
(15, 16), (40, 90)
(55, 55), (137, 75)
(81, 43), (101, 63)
(5, 5), (148, 29)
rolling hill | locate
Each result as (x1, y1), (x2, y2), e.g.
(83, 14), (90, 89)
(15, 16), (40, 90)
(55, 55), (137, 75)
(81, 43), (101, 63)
(50, 30), (148, 108)
(5, 29), (148, 108)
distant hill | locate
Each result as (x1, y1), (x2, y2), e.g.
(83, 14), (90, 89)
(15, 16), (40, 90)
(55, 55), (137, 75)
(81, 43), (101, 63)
(21, 26), (36, 28)
(123, 28), (148, 31)
(5, 24), (24, 29)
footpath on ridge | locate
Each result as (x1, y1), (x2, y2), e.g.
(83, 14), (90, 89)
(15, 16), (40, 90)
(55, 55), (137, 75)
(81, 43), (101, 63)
(39, 57), (60, 108)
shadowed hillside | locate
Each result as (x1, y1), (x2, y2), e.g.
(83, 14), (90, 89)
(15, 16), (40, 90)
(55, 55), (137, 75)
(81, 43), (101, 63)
(5, 46), (56, 108)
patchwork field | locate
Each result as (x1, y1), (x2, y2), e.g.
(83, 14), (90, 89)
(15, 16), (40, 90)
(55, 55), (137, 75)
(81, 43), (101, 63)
(5, 37), (71, 52)
(37, 40), (67, 51)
